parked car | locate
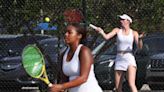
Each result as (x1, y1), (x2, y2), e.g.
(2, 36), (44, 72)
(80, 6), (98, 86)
(93, 40), (116, 90)
(93, 35), (150, 90)
(0, 34), (65, 91)
(145, 34), (164, 90)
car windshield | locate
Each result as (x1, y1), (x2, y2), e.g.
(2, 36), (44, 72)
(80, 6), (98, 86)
(94, 41), (117, 62)
(0, 35), (51, 57)
(103, 43), (117, 55)
(144, 36), (164, 53)
(38, 38), (65, 54)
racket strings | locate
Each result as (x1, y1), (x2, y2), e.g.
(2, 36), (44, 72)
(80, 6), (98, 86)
(22, 45), (52, 86)
(23, 61), (43, 68)
(23, 55), (42, 60)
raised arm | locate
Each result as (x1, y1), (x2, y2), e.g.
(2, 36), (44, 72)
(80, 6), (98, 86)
(96, 27), (119, 40)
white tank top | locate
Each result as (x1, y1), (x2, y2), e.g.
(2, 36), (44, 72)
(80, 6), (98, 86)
(117, 29), (134, 51)
(62, 44), (102, 92)
(62, 45), (82, 77)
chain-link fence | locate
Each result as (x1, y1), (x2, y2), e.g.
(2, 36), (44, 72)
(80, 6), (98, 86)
(0, 0), (164, 92)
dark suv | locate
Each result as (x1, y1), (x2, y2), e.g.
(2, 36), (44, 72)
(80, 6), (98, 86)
(0, 34), (64, 91)
(93, 39), (116, 90)
(145, 34), (164, 90)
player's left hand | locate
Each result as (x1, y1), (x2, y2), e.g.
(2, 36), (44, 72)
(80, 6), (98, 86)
(139, 32), (146, 39)
(50, 84), (64, 92)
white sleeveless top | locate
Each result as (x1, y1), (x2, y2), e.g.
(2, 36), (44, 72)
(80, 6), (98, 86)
(117, 29), (134, 51)
(62, 44), (103, 92)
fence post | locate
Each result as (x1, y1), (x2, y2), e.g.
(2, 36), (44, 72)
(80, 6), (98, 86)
(82, 0), (86, 24)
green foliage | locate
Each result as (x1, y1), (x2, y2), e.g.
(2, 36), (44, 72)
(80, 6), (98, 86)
(86, 0), (163, 33)
(0, 0), (163, 34)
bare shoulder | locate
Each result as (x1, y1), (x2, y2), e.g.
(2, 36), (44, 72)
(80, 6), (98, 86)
(79, 45), (92, 61)
(112, 27), (120, 33)
(132, 30), (139, 36)
(80, 45), (91, 54)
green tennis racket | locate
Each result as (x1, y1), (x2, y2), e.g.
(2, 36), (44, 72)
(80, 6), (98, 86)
(22, 44), (52, 87)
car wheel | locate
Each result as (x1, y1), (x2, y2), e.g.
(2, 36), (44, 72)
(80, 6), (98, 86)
(149, 84), (164, 90)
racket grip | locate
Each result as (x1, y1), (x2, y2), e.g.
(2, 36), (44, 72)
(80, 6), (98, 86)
(89, 24), (98, 30)
(48, 83), (53, 87)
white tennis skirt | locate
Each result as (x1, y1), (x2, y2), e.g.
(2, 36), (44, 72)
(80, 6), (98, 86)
(114, 52), (136, 71)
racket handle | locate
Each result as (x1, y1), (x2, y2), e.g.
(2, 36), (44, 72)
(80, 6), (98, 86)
(89, 24), (98, 30)
(48, 83), (53, 87)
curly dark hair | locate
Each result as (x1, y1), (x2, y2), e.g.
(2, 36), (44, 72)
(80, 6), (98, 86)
(66, 23), (87, 44)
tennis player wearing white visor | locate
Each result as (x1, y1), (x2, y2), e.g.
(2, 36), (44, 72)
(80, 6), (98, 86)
(95, 14), (144, 92)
